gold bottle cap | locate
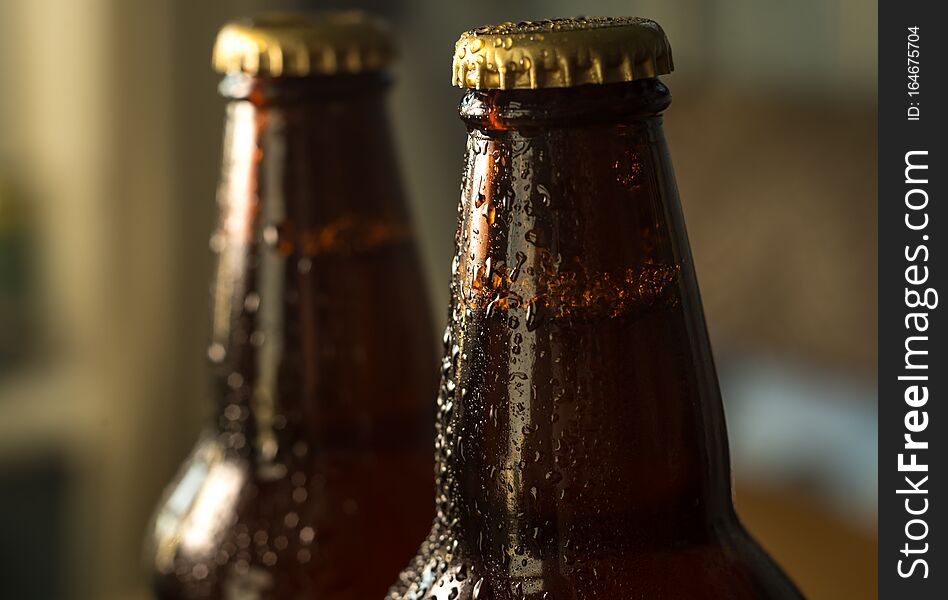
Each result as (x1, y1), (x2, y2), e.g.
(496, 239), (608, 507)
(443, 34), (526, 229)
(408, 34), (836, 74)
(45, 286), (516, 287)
(212, 11), (395, 77)
(453, 17), (673, 90)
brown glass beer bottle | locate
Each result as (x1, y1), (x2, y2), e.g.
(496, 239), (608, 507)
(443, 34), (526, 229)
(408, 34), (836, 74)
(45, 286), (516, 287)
(146, 12), (436, 599)
(388, 18), (804, 600)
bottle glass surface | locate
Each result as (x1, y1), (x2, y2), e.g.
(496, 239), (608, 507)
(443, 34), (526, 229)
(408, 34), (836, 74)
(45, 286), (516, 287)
(389, 23), (804, 600)
(147, 26), (437, 600)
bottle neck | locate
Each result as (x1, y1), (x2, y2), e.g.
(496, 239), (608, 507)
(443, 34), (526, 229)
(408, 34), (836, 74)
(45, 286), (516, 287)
(208, 74), (432, 466)
(438, 80), (735, 565)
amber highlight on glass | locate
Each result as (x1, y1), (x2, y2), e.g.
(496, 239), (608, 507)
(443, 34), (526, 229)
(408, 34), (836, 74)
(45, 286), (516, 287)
(388, 18), (803, 600)
(145, 13), (436, 599)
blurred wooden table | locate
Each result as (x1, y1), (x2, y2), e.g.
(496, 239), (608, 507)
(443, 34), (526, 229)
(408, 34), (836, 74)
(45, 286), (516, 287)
(736, 481), (877, 600)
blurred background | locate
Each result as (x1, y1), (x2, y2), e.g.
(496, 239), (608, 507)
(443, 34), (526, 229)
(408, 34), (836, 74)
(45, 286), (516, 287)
(0, 0), (876, 598)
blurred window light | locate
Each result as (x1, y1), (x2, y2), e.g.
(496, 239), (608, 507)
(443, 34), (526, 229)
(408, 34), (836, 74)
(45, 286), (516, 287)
(720, 355), (877, 528)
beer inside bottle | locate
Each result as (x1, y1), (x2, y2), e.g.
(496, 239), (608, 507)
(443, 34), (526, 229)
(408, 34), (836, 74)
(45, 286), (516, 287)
(146, 12), (436, 599)
(389, 17), (804, 600)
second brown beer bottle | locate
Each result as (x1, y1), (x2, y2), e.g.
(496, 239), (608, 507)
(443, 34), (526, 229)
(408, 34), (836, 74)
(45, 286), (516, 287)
(388, 17), (805, 600)
(146, 12), (436, 599)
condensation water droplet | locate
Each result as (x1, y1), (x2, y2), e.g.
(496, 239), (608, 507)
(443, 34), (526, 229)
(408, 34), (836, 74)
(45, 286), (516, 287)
(536, 184), (551, 206)
(224, 403), (242, 421)
(207, 343), (226, 363)
(292, 441), (308, 457)
(297, 257), (312, 274)
(524, 229), (546, 247)
(244, 292), (260, 313)
(261, 438), (278, 461)
(472, 266), (486, 290)
(486, 204), (497, 224)
(209, 232), (225, 253)
(227, 372), (244, 389)
(510, 252), (527, 281)
(263, 225), (279, 246)
(525, 301), (543, 331)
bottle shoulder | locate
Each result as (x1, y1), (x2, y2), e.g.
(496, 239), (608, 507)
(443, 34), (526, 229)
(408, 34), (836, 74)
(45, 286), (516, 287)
(389, 523), (805, 600)
(146, 431), (434, 598)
